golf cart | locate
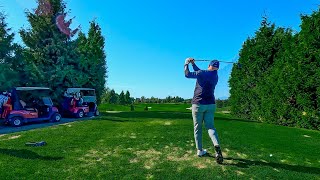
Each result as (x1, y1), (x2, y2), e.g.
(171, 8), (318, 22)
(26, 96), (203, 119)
(3, 87), (61, 127)
(60, 88), (99, 118)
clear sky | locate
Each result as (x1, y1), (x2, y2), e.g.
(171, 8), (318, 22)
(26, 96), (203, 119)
(1, 0), (319, 99)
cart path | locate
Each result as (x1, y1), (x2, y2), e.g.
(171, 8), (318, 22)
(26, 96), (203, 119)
(0, 116), (96, 135)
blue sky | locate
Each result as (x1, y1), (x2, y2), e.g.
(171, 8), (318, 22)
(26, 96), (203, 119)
(1, 0), (319, 99)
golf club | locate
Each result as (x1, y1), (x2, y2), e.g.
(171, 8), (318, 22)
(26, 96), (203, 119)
(195, 59), (242, 69)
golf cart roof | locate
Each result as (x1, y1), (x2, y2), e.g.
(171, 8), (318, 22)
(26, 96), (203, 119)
(66, 88), (95, 94)
(15, 87), (51, 91)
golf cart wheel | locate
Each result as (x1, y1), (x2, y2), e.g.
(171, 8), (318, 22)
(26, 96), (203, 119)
(51, 113), (61, 122)
(10, 117), (23, 127)
(95, 109), (99, 116)
(77, 110), (84, 118)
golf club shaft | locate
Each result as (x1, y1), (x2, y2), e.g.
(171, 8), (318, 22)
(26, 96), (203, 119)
(195, 60), (238, 64)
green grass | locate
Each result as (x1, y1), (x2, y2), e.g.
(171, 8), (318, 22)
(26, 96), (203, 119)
(0, 104), (319, 179)
(99, 103), (191, 112)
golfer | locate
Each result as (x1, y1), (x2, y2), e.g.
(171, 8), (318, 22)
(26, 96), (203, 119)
(184, 57), (223, 164)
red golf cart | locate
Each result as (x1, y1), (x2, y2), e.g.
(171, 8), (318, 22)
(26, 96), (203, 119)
(2, 87), (61, 127)
(60, 88), (99, 118)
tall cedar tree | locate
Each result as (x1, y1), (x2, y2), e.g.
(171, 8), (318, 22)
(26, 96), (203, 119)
(19, 0), (81, 103)
(294, 10), (320, 129)
(229, 11), (320, 130)
(229, 18), (275, 119)
(230, 18), (291, 120)
(76, 21), (107, 104)
(0, 13), (25, 91)
(125, 90), (131, 104)
(119, 91), (126, 105)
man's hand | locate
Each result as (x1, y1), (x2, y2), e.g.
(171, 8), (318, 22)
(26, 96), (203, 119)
(185, 57), (194, 65)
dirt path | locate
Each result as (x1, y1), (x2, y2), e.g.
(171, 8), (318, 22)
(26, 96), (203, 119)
(0, 116), (96, 135)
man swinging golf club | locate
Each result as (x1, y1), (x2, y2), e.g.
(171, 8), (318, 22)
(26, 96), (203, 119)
(184, 57), (223, 164)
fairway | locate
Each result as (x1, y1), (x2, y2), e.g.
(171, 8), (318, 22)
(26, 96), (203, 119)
(0, 104), (319, 179)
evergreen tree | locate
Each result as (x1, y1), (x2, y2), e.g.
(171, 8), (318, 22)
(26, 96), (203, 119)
(19, 0), (80, 103)
(0, 12), (24, 91)
(76, 21), (107, 104)
(119, 91), (125, 105)
(125, 90), (131, 104)
(292, 10), (320, 129)
(229, 17), (288, 120)
(109, 89), (117, 104)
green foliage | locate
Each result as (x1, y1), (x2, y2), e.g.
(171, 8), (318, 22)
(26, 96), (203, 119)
(19, 0), (82, 103)
(229, 17), (283, 120)
(229, 11), (320, 130)
(125, 90), (131, 104)
(0, 13), (25, 91)
(135, 96), (186, 103)
(216, 99), (229, 108)
(119, 91), (126, 105)
(10, 0), (108, 105)
(76, 21), (107, 104)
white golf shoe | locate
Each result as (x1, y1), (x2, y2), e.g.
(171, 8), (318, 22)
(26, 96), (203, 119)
(197, 149), (207, 157)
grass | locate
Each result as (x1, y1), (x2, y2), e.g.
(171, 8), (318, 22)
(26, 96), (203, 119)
(99, 103), (191, 112)
(0, 104), (319, 179)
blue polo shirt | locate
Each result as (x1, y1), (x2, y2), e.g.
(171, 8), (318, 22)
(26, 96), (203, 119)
(185, 64), (218, 105)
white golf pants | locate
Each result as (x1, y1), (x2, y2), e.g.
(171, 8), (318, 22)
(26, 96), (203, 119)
(192, 104), (220, 150)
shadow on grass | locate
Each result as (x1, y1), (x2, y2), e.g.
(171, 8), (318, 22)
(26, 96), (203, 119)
(225, 157), (320, 175)
(98, 111), (191, 121)
(0, 148), (63, 161)
(216, 117), (260, 123)
(99, 111), (257, 124)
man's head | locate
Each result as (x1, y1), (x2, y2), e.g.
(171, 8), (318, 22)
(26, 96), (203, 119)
(208, 60), (219, 70)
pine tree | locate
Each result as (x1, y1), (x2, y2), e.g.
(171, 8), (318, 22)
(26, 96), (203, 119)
(0, 12), (24, 91)
(125, 90), (131, 104)
(119, 91), (126, 105)
(292, 10), (320, 129)
(109, 89), (117, 104)
(19, 0), (80, 103)
(229, 17), (290, 120)
(76, 21), (107, 104)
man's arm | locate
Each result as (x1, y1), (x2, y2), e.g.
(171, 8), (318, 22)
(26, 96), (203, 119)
(184, 62), (200, 79)
(191, 61), (201, 71)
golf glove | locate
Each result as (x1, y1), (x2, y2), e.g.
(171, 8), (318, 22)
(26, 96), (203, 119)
(185, 58), (194, 65)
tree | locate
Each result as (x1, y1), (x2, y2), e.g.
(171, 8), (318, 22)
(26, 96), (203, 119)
(76, 21), (107, 104)
(0, 12), (24, 91)
(125, 90), (131, 104)
(292, 10), (320, 129)
(229, 12), (320, 130)
(119, 91), (126, 105)
(109, 89), (118, 104)
(229, 17), (288, 120)
(19, 0), (81, 103)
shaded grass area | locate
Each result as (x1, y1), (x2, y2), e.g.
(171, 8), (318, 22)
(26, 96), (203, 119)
(0, 106), (319, 179)
(99, 103), (192, 112)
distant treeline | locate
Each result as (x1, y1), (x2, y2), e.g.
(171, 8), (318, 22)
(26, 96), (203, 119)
(229, 11), (320, 130)
(101, 89), (230, 106)
(101, 89), (190, 104)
